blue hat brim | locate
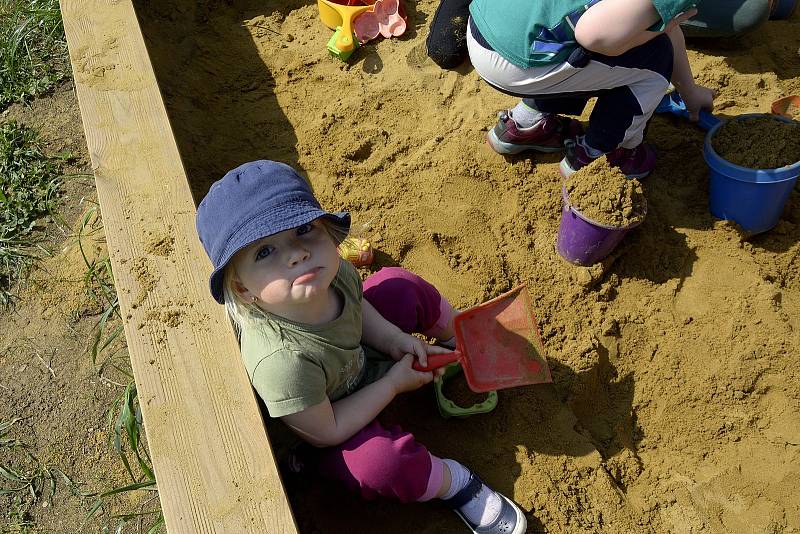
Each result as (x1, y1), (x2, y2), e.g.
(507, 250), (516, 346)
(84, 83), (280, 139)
(209, 209), (350, 304)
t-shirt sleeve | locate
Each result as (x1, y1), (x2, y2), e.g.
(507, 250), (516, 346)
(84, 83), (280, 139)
(250, 350), (328, 418)
(649, 0), (696, 32)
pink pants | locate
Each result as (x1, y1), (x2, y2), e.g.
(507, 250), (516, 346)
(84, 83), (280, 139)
(307, 268), (452, 503)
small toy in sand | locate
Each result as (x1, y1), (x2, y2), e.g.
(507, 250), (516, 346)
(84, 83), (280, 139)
(434, 363), (498, 419)
(338, 236), (374, 267)
(353, 0), (407, 44)
(317, 0), (371, 60)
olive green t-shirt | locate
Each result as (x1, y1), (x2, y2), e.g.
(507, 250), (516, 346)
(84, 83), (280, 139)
(239, 259), (393, 418)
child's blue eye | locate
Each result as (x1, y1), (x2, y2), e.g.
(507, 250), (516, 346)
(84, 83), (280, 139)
(255, 245), (275, 260)
(297, 223), (314, 236)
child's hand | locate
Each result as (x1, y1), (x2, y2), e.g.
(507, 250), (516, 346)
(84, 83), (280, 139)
(386, 331), (451, 370)
(681, 83), (716, 122)
(663, 7), (698, 33)
(386, 354), (434, 394)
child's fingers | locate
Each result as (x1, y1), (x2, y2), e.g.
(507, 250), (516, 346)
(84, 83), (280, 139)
(425, 344), (453, 355)
(411, 342), (428, 368)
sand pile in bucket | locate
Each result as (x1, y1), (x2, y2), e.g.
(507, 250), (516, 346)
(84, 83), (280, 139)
(713, 116), (800, 168)
(565, 157), (647, 226)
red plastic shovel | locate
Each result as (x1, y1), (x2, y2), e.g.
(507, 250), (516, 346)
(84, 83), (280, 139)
(772, 95), (800, 120)
(413, 285), (552, 393)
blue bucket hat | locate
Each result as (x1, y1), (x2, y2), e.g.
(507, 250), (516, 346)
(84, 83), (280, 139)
(196, 160), (350, 304)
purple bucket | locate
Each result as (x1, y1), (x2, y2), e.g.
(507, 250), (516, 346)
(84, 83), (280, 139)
(556, 188), (647, 266)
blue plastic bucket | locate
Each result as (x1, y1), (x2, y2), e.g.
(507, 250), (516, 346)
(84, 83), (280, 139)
(704, 114), (800, 234)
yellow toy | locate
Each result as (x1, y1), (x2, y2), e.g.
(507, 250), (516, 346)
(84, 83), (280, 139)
(317, 0), (371, 54)
(337, 237), (374, 267)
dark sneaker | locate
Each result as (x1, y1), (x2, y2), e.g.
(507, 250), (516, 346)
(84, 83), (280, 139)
(443, 471), (527, 534)
(560, 138), (657, 180)
(487, 111), (582, 155)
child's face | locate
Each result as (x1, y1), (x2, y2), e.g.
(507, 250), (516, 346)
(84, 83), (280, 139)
(230, 219), (340, 311)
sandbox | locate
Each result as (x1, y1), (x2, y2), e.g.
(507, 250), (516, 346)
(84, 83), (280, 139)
(68, 0), (800, 532)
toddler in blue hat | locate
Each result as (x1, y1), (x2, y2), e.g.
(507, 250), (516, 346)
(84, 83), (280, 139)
(196, 160), (526, 534)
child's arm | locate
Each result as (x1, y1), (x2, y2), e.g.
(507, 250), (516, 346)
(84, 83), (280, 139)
(666, 25), (715, 121)
(575, 0), (696, 56)
(280, 354), (431, 447)
(361, 299), (452, 368)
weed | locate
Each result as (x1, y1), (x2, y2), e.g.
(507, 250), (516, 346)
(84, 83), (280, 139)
(74, 205), (129, 381)
(1, 418), (92, 534)
(0, 121), (63, 306)
(0, 0), (69, 110)
(88, 383), (163, 534)
(72, 207), (162, 532)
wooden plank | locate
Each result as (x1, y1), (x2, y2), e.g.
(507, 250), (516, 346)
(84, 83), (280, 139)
(59, 1), (299, 532)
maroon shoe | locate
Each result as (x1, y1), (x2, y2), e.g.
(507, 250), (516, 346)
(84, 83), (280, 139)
(560, 138), (657, 180)
(487, 111), (582, 155)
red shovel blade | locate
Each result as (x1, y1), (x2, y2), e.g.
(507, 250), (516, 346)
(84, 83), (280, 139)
(772, 95), (800, 120)
(456, 285), (551, 393)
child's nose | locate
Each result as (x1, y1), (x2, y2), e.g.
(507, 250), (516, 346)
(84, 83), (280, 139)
(287, 243), (310, 265)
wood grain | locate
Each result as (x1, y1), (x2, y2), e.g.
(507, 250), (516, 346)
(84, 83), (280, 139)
(59, 1), (298, 531)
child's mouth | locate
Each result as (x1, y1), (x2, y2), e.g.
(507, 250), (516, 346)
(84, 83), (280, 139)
(294, 267), (322, 285)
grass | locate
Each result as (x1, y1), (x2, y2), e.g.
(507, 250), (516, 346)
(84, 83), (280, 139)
(0, 121), (65, 306)
(75, 205), (128, 381)
(73, 209), (163, 533)
(0, 0), (68, 110)
(87, 384), (164, 534)
(0, 418), (92, 534)
(2, 0), (161, 530)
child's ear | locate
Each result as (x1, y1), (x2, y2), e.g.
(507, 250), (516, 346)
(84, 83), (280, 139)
(232, 277), (253, 301)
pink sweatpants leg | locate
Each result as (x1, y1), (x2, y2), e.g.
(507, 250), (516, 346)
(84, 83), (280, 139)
(362, 267), (453, 337)
(313, 420), (443, 503)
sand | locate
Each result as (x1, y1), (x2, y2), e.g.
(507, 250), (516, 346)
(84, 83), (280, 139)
(122, 1), (800, 532)
(566, 157), (647, 227)
(713, 116), (800, 168)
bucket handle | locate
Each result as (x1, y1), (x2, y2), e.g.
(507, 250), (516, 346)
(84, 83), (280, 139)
(656, 91), (720, 131)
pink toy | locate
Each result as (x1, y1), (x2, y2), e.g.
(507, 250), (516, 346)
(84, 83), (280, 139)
(353, 0), (407, 43)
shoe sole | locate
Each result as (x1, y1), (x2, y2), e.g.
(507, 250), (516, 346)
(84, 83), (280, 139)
(487, 130), (564, 155)
(451, 493), (528, 534)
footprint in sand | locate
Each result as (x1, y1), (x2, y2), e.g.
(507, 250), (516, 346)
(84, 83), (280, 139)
(406, 42), (430, 68)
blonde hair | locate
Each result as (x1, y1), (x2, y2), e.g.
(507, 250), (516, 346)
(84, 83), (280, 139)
(220, 217), (349, 332)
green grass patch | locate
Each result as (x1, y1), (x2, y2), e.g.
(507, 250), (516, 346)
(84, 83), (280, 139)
(0, 0), (69, 110)
(89, 383), (164, 534)
(74, 206), (129, 380)
(0, 121), (65, 306)
(73, 212), (162, 532)
(1, 418), (92, 534)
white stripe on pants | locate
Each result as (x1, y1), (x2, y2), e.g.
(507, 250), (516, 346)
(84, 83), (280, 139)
(466, 20), (671, 150)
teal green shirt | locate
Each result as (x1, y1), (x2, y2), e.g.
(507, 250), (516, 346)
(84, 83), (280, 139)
(469, 0), (696, 68)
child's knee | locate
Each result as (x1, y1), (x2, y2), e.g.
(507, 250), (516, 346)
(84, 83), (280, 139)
(363, 268), (446, 333)
(348, 432), (432, 501)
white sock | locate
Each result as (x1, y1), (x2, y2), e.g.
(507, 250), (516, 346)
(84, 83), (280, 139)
(509, 101), (544, 128)
(577, 135), (604, 158)
(441, 460), (503, 527)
